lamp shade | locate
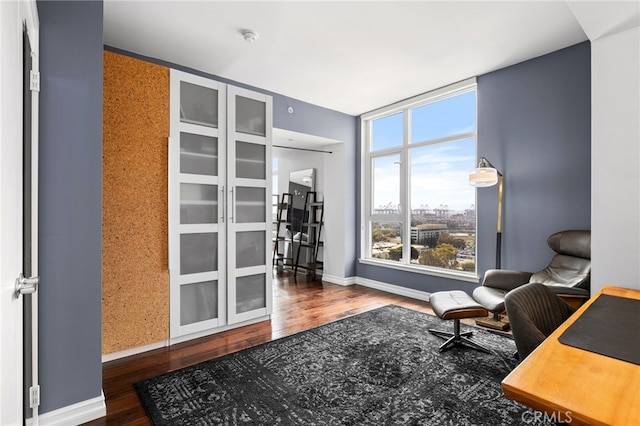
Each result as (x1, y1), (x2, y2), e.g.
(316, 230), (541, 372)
(469, 167), (499, 187)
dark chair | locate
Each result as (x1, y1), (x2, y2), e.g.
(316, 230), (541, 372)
(504, 282), (576, 360)
(473, 230), (590, 329)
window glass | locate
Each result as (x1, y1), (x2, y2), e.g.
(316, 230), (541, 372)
(372, 113), (403, 151)
(411, 91), (476, 143)
(410, 138), (475, 222)
(362, 84), (477, 276)
(370, 222), (403, 262)
(409, 138), (476, 270)
(372, 154), (400, 215)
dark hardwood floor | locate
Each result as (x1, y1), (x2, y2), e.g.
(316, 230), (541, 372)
(84, 270), (451, 425)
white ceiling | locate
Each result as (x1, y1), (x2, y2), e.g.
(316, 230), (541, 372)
(103, 1), (638, 149)
(272, 128), (340, 151)
(103, 1), (635, 117)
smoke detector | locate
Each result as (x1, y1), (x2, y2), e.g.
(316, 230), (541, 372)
(242, 30), (259, 43)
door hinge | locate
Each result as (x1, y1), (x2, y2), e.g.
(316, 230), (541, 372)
(29, 385), (40, 408)
(30, 70), (40, 92)
(15, 273), (39, 298)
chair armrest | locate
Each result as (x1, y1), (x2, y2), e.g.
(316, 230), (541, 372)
(546, 286), (590, 310)
(482, 269), (533, 292)
(546, 286), (590, 297)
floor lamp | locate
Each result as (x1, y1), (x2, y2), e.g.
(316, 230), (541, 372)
(469, 157), (503, 269)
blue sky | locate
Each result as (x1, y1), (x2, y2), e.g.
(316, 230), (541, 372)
(371, 91), (476, 212)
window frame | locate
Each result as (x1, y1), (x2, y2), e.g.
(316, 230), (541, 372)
(360, 78), (478, 282)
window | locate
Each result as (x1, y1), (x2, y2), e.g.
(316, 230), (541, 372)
(361, 79), (477, 278)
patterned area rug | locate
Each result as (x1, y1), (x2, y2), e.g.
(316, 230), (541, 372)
(135, 305), (547, 425)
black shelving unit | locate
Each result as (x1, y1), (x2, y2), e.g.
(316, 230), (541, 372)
(294, 191), (324, 280)
(272, 193), (294, 269)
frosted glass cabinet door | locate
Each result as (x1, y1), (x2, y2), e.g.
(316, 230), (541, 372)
(236, 95), (266, 136)
(235, 187), (266, 223)
(180, 281), (219, 326)
(236, 274), (266, 314)
(180, 81), (219, 127)
(180, 233), (218, 274)
(180, 183), (217, 224)
(236, 141), (265, 179)
(236, 231), (266, 269)
(180, 132), (218, 176)
(171, 72), (273, 339)
(170, 69), (226, 339)
(227, 85), (272, 325)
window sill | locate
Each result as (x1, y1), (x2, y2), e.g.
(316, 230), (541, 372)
(358, 258), (480, 284)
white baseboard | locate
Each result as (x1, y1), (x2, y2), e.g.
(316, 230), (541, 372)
(27, 392), (105, 426)
(355, 276), (431, 302)
(321, 274), (356, 286)
(102, 340), (169, 363)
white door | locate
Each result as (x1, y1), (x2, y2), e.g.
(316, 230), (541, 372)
(226, 85), (273, 324)
(1, 1), (39, 424)
(169, 70), (227, 340)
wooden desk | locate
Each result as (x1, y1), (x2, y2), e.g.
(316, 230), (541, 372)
(502, 286), (640, 426)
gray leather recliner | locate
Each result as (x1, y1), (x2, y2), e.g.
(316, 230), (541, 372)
(473, 230), (591, 321)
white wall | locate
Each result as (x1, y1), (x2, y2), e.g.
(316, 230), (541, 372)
(591, 26), (640, 293)
(323, 143), (346, 283)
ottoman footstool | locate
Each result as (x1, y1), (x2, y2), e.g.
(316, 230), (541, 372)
(428, 290), (490, 353)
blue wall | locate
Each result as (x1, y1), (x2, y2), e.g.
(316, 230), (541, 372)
(476, 41), (591, 274)
(356, 42), (591, 293)
(38, 0), (104, 414)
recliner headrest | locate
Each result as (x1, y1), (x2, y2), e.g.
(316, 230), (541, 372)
(547, 230), (591, 259)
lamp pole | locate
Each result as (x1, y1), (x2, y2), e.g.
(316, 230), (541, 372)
(496, 173), (503, 269)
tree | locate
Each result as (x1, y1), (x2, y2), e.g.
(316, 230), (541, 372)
(372, 227), (399, 243)
(460, 262), (476, 272)
(465, 238), (476, 252)
(419, 243), (458, 269)
(388, 245), (418, 261)
(438, 233), (466, 250)
(388, 246), (402, 261)
(411, 245), (419, 260)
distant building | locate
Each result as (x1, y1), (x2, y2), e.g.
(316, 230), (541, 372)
(411, 223), (448, 246)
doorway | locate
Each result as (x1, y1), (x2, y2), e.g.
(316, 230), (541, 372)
(272, 129), (345, 282)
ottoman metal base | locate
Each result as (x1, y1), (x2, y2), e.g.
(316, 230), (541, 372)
(429, 319), (491, 353)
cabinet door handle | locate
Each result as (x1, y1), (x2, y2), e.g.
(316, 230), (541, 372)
(230, 187), (235, 223)
(220, 186), (225, 223)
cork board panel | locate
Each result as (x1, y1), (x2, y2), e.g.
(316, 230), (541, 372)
(102, 51), (169, 355)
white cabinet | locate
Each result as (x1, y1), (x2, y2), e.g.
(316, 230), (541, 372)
(169, 70), (272, 340)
